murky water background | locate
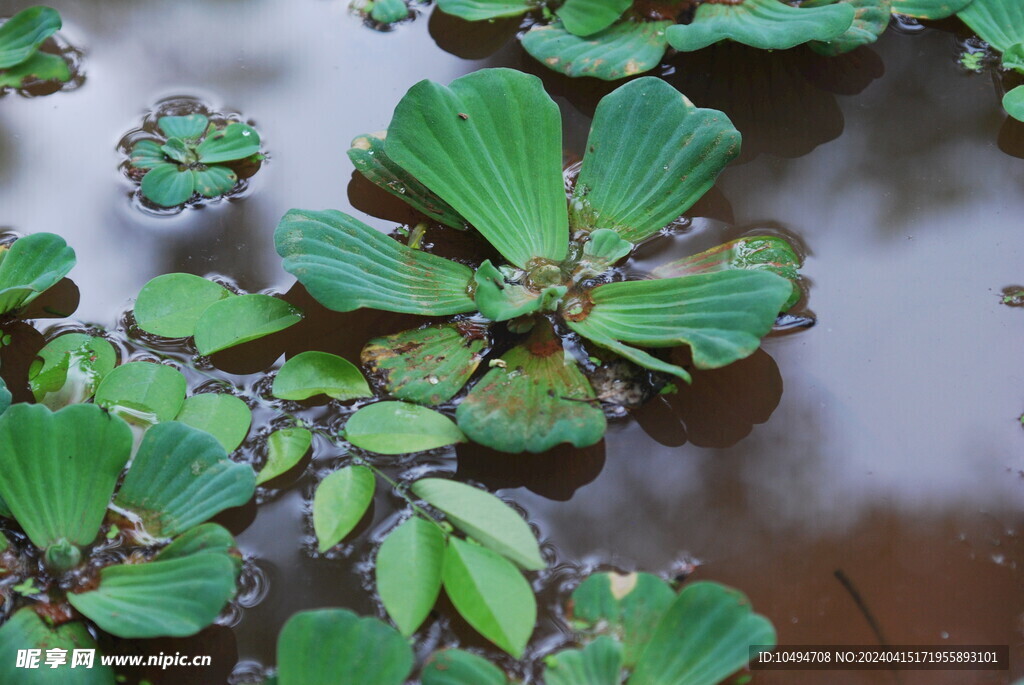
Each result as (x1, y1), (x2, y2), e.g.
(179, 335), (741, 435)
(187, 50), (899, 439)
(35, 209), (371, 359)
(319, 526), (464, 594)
(1, 1), (1022, 683)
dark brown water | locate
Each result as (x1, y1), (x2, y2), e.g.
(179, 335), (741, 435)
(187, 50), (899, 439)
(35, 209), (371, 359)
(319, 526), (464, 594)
(1, 2), (1023, 683)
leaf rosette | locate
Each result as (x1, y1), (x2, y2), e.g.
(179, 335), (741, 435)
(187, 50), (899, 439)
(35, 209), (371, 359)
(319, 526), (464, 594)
(277, 69), (803, 453)
(0, 6), (72, 91)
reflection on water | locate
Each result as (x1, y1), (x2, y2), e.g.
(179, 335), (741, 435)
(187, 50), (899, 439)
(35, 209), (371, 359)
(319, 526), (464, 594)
(0, 0), (1023, 682)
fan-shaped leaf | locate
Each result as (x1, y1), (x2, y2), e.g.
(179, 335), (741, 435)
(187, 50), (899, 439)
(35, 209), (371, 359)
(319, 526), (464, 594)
(130, 139), (167, 169)
(160, 138), (190, 164)
(0, 232), (75, 315)
(571, 78), (740, 242)
(276, 609), (414, 685)
(155, 523), (237, 562)
(650, 236), (803, 311)
(175, 393), (252, 452)
(544, 636), (623, 685)
(629, 581), (776, 685)
(28, 333), (116, 408)
(349, 132), (466, 229)
(666, 0), (855, 51)
(578, 229), (633, 275)
(1005, 85), (1024, 122)
(193, 293), (303, 355)
(0, 404), (131, 551)
(958, 0), (1024, 54)
(377, 516), (445, 635)
(570, 571), (676, 666)
(196, 123), (260, 164)
(442, 538), (536, 658)
(272, 351), (372, 401)
(556, 0), (631, 37)
(114, 421), (256, 537)
(522, 19), (672, 81)
(567, 270), (791, 370)
(807, 0), (891, 56)
(456, 324), (606, 453)
(891, 0), (970, 17)
(0, 6), (61, 69)
(256, 427), (312, 486)
(134, 273), (233, 338)
(141, 163), (196, 207)
(436, 0), (531, 21)
(411, 478), (544, 570)
(94, 361), (187, 423)
(313, 465), (375, 551)
(362, 323), (489, 405)
(193, 165), (239, 197)
(0, 50), (69, 88)
(346, 402), (466, 454)
(276, 209), (475, 315)
(68, 554), (237, 639)
(422, 649), (510, 685)
(387, 69), (568, 268)
(157, 115), (209, 142)
(0, 609), (114, 685)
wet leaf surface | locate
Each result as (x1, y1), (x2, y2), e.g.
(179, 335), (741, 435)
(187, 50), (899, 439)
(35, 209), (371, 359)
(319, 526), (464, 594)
(421, 648), (510, 685)
(195, 123), (261, 164)
(28, 333), (116, 408)
(376, 516), (445, 635)
(94, 361), (187, 423)
(666, 0), (855, 51)
(891, 0), (971, 17)
(807, 0), (892, 56)
(0, 6), (61, 69)
(174, 393), (252, 452)
(193, 294), (303, 356)
(346, 401), (466, 454)
(0, 233), (76, 316)
(312, 465), (376, 551)
(255, 427), (312, 486)
(543, 635), (623, 685)
(521, 20), (672, 81)
(957, 0), (1024, 55)
(435, 0), (532, 21)
(272, 350), (372, 401)
(0, 609), (113, 684)
(133, 273), (233, 339)
(555, 0), (631, 37)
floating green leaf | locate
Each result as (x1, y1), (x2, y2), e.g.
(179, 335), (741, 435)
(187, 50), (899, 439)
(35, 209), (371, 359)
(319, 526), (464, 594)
(544, 636), (623, 685)
(129, 139), (167, 169)
(195, 122), (261, 164)
(256, 427), (312, 486)
(0, 377), (9, 416)
(578, 229), (633, 276)
(422, 649), (510, 685)
(387, 69), (568, 268)
(272, 351), (372, 401)
(650, 236), (803, 311)
(958, 0), (1024, 55)
(28, 333), (116, 408)
(436, 0), (531, 20)
(0, 404), (131, 551)
(193, 165), (239, 198)
(0, 50), (69, 88)
(1005, 85), (1024, 122)
(442, 538), (536, 658)
(155, 523), (237, 562)
(175, 393), (252, 452)
(275, 209), (475, 315)
(807, 0), (891, 56)
(313, 465), (376, 551)
(474, 259), (566, 322)
(370, 0), (411, 22)
(890, 0), (970, 16)
(140, 164), (196, 207)
(556, 0), (631, 37)
(115, 421), (256, 537)
(568, 270), (791, 370)
(193, 293), (303, 355)
(570, 78), (740, 243)
(161, 138), (190, 164)
(411, 478), (545, 570)
(349, 132), (466, 229)
(346, 402), (466, 454)
(94, 361), (187, 423)
(362, 323), (489, 405)
(134, 273), (233, 338)
(0, 609), (114, 685)
(522, 20), (672, 81)
(570, 572), (676, 666)
(158, 114), (209, 142)
(666, 0), (856, 51)
(377, 516), (445, 635)
(68, 554), (237, 639)
(276, 609), (414, 685)
(456, 324), (606, 453)
(0, 232), (75, 315)
(0, 6), (61, 69)
(629, 581), (776, 685)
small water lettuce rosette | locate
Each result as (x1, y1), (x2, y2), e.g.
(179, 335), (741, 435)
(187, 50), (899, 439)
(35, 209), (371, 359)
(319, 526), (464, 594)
(127, 112), (264, 209)
(276, 68), (803, 454)
(351, 0), (419, 28)
(954, 0), (1024, 122)
(0, 404), (255, 684)
(0, 6), (74, 92)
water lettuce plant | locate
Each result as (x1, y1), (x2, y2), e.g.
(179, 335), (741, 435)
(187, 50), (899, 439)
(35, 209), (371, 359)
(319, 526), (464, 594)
(266, 572), (774, 684)
(955, 0), (1024, 121)
(0, 6), (70, 90)
(129, 114), (263, 207)
(352, 0), (412, 25)
(0, 232), (75, 319)
(277, 68), (801, 453)
(0, 404), (255, 683)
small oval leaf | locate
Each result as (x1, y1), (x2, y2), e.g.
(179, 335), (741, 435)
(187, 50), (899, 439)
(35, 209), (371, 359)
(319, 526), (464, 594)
(256, 427), (312, 486)
(174, 393), (252, 452)
(94, 361), (187, 423)
(346, 402), (466, 454)
(377, 516), (446, 636)
(272, 350), (372, 401)
(313, 465), (376, 552)
(193, 293), (303, 355)
(134, 273), (234, 338)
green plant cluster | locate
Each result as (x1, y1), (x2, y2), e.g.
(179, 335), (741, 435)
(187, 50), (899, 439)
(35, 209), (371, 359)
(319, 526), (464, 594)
(0, 6), (70, 90)
(129, 114), (264, 208)
(278, 68), (803, 454)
